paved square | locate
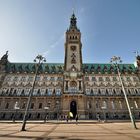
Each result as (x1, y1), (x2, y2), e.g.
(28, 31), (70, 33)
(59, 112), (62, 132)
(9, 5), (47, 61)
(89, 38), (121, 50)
(0, 121), (140, 140)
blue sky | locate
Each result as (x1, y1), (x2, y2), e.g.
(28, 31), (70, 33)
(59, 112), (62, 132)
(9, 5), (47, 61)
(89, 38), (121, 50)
(0, 0), (140, 63)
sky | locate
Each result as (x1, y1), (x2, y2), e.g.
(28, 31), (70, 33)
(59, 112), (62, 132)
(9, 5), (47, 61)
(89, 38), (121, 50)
(0, 0), (140, 64)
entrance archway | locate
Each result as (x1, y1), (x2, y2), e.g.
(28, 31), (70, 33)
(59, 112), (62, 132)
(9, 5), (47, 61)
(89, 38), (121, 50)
(70, 101), (77, 118)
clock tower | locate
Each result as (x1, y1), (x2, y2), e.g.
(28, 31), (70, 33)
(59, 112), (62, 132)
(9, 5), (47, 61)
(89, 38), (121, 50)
(63, 13), (85, 118)
(64, 13), (82, 72)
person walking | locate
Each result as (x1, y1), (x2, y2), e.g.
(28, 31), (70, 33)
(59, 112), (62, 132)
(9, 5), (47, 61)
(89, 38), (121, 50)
(75, 114), (78, 124)
(97, 113), (101, 122)
(66, 115), (69, 123)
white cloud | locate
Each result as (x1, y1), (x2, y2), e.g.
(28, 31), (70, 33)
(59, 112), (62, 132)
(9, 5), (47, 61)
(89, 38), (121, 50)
(42, 33), (64, 57)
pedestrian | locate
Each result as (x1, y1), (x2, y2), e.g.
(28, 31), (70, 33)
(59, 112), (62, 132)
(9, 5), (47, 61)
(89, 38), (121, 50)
(97, 113), (101, 122)
(66, 115), (69, 123)
(75, 114), (78, 124)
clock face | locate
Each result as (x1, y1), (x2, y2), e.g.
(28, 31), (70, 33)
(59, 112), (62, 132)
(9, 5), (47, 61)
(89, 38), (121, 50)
(71, 46), (76, 51)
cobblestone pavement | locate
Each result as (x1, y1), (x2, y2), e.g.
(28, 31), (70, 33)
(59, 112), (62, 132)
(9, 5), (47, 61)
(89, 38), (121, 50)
(0, 121), (140, 140)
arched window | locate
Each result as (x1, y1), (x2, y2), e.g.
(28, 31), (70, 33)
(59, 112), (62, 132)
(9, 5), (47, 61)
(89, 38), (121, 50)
(111, 101), (115, 109)
(103, 100), (107, 109)
(21, 89), (25, 96)
(95, 101), (99, 109)
(119, 101), (123, 109)
(13, 89), (17, 95)
(37, 89), (41, 95)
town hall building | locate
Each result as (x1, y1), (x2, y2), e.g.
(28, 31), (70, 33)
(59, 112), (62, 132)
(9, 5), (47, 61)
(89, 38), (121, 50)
(0, 13), (140, 120)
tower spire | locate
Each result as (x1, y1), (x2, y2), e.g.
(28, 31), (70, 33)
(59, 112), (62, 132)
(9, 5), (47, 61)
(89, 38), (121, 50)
(70, 12), (77, 29)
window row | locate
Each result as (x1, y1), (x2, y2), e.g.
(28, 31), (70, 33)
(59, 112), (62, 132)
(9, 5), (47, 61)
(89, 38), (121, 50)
(5, 76), (63, 82)
(0, 88), (62, 96)
(87, 100), (139, 110)
(85, 88), (140, 96)
(3, 100), (60, 110)
(85, 76), (139, 82)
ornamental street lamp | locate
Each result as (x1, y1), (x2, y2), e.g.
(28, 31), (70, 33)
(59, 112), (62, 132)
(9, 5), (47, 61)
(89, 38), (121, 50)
(44, 106), (49, 123)
(110, 56), (137, 129)
(131, 107), (135, 121)
(13, 101), (20, 122)
(21, 55), (46, 131)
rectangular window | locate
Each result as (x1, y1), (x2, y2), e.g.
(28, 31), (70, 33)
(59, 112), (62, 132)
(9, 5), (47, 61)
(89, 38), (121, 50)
(22, 102), (26, 109)
(98, 77), (103, 81)
(13, 76), (18, 81)
(113, 77), (117, 81)
(85, 77), (89, 81)
(57, 77), (63, 81)
(50, 77), (55, 81)
(48, 88), (53, 95)
(21, 76), (26, 82)
(30, 103), (34, 109)
(5, 103), (9, 109)
(6, 76), (11, 81)
(56, 89), (61, 95)
(86, 88), (90, 95)
(39, 103), (42, 109)
(28, 76), (33, 82)
(36, 76), (40, 81)
(43, 76), (48, 81)
(133, 76), (138, 82)
(126, 77), (131, 81)
(105, 77), (110, 81)
(92, 77), (96, 81)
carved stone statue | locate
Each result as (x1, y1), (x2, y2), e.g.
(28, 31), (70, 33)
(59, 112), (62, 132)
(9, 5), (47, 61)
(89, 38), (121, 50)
(136, 55), (140, 67)
(1, 51), (8, 60)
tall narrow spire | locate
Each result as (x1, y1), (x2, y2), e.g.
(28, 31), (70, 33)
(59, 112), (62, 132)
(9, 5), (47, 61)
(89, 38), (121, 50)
(70, 12), (77, 29)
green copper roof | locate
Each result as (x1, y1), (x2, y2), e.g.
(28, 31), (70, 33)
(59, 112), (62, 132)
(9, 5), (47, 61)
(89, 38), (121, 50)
(83, 63), (136, 74)
(6, 62), (137, 74)
(6, 63), (64, 74)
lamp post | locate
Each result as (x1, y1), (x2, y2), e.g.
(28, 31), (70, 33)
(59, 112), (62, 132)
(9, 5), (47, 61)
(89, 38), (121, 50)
(21, 55), (46, 131)
(56, 101), (59, 120)
(13, 101), (20, 122)
(131, 107), (135, 121)
(110, 56), (137, 129)
(44, 106), (49, 123)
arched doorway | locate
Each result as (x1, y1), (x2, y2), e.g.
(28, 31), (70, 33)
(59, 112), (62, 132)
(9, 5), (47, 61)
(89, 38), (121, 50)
(70, 101), (77, 118)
